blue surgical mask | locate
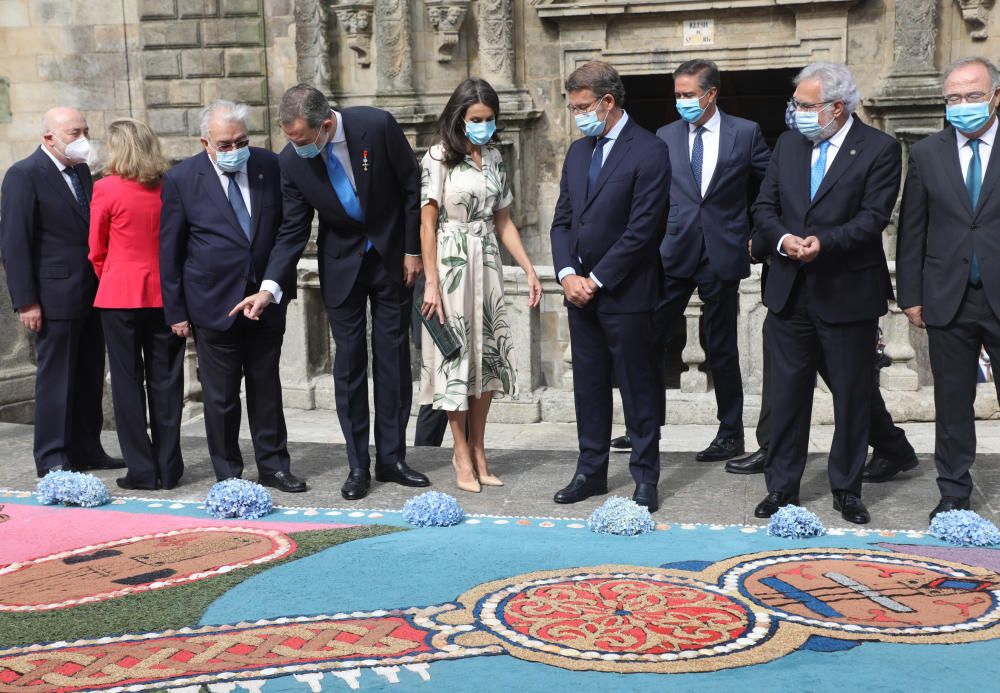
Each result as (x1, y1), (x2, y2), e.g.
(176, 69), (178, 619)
(574, 101), (609, 137)
(215, 145), (250, 172)
(465, 120), (496, 145)
(675, 96), (706, 124)
(293, 127), (326, 159)
(946, 101), (994, 134)
(794, 104), (834, 141)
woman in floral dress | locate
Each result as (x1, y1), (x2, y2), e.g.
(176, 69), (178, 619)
(420, 79), (542, 493)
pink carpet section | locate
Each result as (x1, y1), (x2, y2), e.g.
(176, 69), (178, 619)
(0, 504), (353, 564)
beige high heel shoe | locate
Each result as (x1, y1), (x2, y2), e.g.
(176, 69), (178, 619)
(452, 455), (481, 493)
(477, 473), (504, 487)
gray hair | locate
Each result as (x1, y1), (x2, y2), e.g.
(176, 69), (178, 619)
(199, 100), (250, 139)
(278, 83), (332, 129)
(565, 61), (626, 108)
(943, 57), (1000, 91)
(794, 62), (860, 114)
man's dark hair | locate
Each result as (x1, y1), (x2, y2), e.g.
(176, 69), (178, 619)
(565, 61), (626, 108)
(277, 83), (332, 128)
(673, 59), (721, 93)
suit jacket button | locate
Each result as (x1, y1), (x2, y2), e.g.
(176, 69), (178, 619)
(963, 258), (969, 264)
(971, 224), (978, 230)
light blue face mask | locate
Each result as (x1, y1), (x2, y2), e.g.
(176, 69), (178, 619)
(675, 98), (705, 124)
(465, 119), (496, 145)
(215, 145), (250, 172)
(293, 128), (326, 159)
(794, 103), (834, 141)
(946, 101), (994, 134)
(574, 99), (609, 137)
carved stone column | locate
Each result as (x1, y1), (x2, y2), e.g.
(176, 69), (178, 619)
(477, 0), (514, 89)
(680, 296), (708, 393)
(426, 0), (470, 62)
(297, 0), (334, 88)
(375, 0), (414, 96)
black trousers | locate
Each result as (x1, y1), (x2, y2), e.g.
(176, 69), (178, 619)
(326, 251), (412, 470)
(194, 309), (289, 481)
(655, 255), (743, 438)
(764, 280), (877, 497)
(101, 308), (185, 488)
(33, 310), (107, 475)
(569, 304), (663, 485)
(755, 318), (915, 461)
(927, 284), (1000, 499)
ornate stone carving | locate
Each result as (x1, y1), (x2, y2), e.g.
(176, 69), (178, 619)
(332, 1), (375, 68)
(478, 0), (514, 87)
(954, 0), (994, 40)
(894, 0), (937, 73)
(296, 1), (333, 89)
(426, 0), (469, 63)
(375, 0), (414, 92)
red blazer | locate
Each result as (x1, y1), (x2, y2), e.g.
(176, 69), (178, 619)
(88, 175), (164, 308)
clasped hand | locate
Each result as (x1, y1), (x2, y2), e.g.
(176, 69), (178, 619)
(782, 234), (822, 263)
(561, 274), (597, 308)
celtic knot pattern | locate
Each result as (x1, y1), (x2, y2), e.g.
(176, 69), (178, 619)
(501, 578), (750, 654)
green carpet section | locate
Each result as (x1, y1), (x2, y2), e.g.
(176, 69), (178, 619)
(0, 525), (403, 648)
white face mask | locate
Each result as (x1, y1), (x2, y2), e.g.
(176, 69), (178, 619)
(54, 134), (91, 165)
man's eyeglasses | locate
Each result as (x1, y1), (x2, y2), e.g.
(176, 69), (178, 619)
(788, 98), (833, 111)
(943, 92), (991, 105)
(566, 98), (602, 115)
(212, 137), (250, 152)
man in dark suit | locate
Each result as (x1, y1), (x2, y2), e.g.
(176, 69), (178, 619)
(897, 57), (1000, 521)
(549, 61), (671, 512)
(752, 62), (902, 525)
(0, 107), (122, 477)
(236, 84), (428, 501)
(160, 100), (306, 493)
(646, 59), (770, 462)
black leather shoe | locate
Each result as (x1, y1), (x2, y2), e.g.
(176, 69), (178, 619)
(374, 461), (430, 487)
(341, 469), (371, 500)
(37, 464), (69, 478)
(929, 496), (971, 522)
(610, 434), (632, 452)
(553, 473), (608, 504)
(754, 491), (799, 518)
(259, 470), (308, 493)
(632, 483), (659, 512)
(116, 476), (159, 491)
(696, 436), (745, 462)
(863, 453), (918, 483)
(833, 492), (871, 525)
(76, 454), (126, 471)
(725, 448), (766, 475)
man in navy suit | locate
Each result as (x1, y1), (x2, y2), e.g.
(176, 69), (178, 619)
(550, 61), (671, 512)
(235, 84), (428, 501)
(650, 59), (770, 462)
(160, 100), (306, 492)
(751, 62), (901, 525)
(1, 107), (122, 477)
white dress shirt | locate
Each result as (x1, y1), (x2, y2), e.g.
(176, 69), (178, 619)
(40, 145), (81, 200)
(956, 115), (997, 180)
(209, 153), (284, 304)
(777, 114), (855, 256)
(321, 110), (358, 192)
(689, 107), (722, 197)
(557, 111), (631, 287)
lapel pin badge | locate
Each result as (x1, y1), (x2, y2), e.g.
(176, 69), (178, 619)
(850, 149), (857, 156)
(362, 149), (369, 172)
(258, 173), (263, 179)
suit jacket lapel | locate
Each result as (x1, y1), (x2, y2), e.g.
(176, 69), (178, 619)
(569, 141), (589, 213)
(973, 133), (1000, 217)
(940, 128), (974, 217)
(341, 112), (369, 218)
(247, 151), (265, 242)
(809, 121), (865, 207)
(703, 113), (737, 200)
(35, 149), (88, 223)
(584, 120), (632, 211)
(671, 123), (699, 197)
(198, 152), (249, 245)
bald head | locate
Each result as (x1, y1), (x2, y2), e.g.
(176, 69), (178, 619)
(42, 107), (89, 166)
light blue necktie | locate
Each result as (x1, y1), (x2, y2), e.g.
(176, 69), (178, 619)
(810, 140), (831, 201)
(224, 172), (251, 242)
(325, 142), (371, 252)
(691, 126), (705, 193)
(967, 139), (982, 286)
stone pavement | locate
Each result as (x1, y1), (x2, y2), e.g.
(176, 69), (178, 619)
(1, 410), (998, 531)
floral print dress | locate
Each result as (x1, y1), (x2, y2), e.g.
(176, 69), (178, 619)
(419, 143), (518, 411)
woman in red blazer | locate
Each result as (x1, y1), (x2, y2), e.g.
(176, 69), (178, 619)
(89, 118), (185, 490)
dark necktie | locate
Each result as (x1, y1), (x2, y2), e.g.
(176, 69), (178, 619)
(967, 139), (982, 286)
(64, 166), (88, 217)
(691, 126), (705, 193)
(224, 171), (252, 242)
(587, 137), (610, 196)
